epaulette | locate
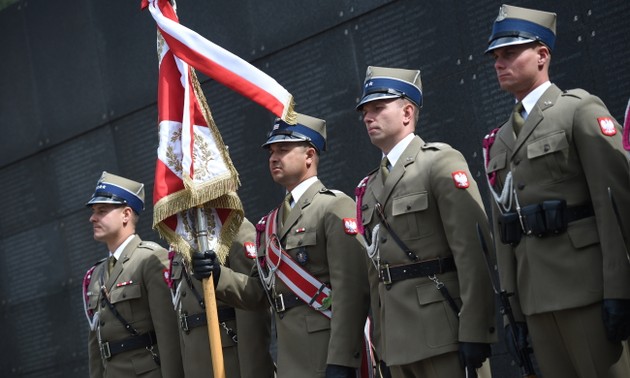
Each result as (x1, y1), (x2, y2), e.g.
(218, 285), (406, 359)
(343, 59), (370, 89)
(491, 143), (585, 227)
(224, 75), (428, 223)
(421, 142), (450, 150)
(138, 241), (163, 250)
(562, 88), (589, 99)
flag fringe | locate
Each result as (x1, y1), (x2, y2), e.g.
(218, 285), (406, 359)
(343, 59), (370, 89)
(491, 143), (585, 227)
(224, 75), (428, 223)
(283, 97), (298, 125)
(153, 172), (238, 228)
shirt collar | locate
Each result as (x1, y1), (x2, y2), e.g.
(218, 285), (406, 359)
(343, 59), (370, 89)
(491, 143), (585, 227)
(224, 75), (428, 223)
(111, 234), (135, 260)
(519, 81), (552, 118)
(384, 133), (415, 167)
(287, 176), (318, 207)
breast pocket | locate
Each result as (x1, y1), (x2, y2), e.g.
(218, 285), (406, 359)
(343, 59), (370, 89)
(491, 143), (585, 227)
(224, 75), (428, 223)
(109, 283), (142, 319)
(527, 131), (570, 181)
(392, 192), (432, 239)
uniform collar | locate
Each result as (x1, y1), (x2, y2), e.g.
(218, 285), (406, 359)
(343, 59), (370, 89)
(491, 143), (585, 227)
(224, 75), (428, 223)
(519, 81), (552, 118)
(110, 234), (136, 260)
(384, 133), (415, 168)
(287, 176), (318, 207)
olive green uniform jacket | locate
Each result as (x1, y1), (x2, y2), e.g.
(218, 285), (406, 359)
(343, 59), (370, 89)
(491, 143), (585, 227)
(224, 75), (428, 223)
(171, 218), (274, 378)
(85, 235), (184, 377)
(485, 85), (630, 317)
(360, 135), (496, 366)
(216, 180), (370, 378)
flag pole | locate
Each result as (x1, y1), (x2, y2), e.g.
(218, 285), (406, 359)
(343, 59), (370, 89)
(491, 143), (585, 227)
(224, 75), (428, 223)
(195, 206), (226, 378)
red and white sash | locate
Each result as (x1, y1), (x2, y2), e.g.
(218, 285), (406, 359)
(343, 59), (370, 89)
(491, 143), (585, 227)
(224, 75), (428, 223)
(258, 208), (332, 318)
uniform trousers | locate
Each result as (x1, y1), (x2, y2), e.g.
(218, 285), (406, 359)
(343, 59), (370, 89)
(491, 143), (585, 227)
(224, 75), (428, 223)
(388, 351), (490, 378)
(527, 301), (627, 378)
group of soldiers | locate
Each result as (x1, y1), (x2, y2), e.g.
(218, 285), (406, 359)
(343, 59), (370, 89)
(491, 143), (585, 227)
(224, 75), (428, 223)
(82, 4), (630, 378)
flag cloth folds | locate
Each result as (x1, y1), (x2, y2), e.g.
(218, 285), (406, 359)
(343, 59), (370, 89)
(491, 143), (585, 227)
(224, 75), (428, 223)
(143, 0), (297, 123)
(146, 0), (246, 262)
(623, 98), (630, 151)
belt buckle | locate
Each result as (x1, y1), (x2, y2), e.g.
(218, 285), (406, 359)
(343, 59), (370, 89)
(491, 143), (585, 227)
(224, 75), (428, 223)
(274, 293), (286, 313)
(100, 341), (112, 360)
(179, 312), (190, 333)
(380, 264), (392, 285)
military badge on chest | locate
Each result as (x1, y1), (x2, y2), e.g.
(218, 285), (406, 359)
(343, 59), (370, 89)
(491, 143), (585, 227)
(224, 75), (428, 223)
(295, 247), (309, 265)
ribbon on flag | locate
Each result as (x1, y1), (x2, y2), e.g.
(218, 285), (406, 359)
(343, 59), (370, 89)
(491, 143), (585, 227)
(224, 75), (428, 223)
(622, 98), (630, 151)
(142, 0), (297, 123)
(145, 0), (246, 263)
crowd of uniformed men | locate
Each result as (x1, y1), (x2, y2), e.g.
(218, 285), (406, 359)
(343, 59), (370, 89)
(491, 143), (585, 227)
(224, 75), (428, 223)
(82, 4), (630, 378)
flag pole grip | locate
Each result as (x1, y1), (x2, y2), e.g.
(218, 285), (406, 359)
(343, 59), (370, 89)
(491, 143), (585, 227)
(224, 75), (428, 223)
(196, 207), (226, 378)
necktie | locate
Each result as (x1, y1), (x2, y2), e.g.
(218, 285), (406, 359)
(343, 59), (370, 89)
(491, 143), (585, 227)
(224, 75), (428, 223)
(108, 255), (116, 275)
(513, 102), (525, 136)
(282, 193), (292, 225)
(380, 157), (390, 183)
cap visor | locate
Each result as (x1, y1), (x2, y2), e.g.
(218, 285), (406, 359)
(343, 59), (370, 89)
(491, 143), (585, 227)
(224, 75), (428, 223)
(485, 36), (536, 53)
(261, 134), (309, 148)
(86, 196), (125, 207)
(356, 93), (402, 110)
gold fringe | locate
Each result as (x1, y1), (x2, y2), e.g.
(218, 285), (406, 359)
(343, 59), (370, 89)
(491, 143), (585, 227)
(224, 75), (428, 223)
(283, 97), (298, 125)
(152, 172), (239, 228)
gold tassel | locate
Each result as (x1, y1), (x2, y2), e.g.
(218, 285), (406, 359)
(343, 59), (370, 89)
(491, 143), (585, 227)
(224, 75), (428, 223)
(283, 97), (298, 125)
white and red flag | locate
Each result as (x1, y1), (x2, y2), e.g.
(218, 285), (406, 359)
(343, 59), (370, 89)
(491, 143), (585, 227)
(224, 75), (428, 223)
(142, 0), (296, 261)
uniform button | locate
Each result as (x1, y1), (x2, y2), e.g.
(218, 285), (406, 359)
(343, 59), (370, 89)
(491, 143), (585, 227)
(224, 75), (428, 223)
(380, 236), (387, 244)
(543, 144), (550, 152)
(298, 241), (303, 246)
(514, 158), (520, 165)
(517, 183), (525, 190)
(181, 291), (187, 297)
(406, 205), (411, 210)
(122, 294), (126, 298)
(354, 352), (360, 358)
(100, 321), (105, 326)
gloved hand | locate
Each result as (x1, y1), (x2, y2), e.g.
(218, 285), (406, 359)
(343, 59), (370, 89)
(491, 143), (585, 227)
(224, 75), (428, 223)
(458, 342), (491, 371)
(603, 299), (630, 342)
(505, 321), (529, 365)
(325, 364), (355, 378)
(191, 250), (220, 284)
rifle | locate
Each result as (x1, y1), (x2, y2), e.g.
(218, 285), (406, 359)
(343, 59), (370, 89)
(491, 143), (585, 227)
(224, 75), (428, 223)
(476, 223), (537, 378)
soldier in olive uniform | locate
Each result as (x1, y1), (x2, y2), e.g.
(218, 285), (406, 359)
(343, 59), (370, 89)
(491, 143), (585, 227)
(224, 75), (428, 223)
(170, 217), (275, 378)
(483, 5), (630, 377)
(82, 172), (184, 377)
(192, 113), (370, 378)
(355, 66), (496, 378)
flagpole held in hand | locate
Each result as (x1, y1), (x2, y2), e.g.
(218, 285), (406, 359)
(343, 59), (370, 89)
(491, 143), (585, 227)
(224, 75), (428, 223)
(195, 206), (226, 378)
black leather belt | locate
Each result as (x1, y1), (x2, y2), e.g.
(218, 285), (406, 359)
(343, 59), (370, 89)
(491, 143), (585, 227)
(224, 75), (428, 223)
(379, 257), (456, 285)
(565, 203), (594, 223)
(180, 307), (237, 332)
(273, 293), (304, 313)
(100, 331), (156, 360)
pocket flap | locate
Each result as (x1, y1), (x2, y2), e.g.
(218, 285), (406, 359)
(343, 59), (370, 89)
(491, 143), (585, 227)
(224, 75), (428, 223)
(527, 131), (569, 159)
(284, 230), (317, 250)
(416, 276), (460, 305)
(361, 205), (375, 226)
(567, 216), (599, 249)
(392, 192), (428, 216)
(486, 151), (507, 174)
(305, 313), (330, 333)
(110, 283), (142, 304)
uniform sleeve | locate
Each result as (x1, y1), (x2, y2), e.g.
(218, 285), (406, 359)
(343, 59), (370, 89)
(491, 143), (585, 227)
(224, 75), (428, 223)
(572, 95), (630, 299)
(226, 219), (275, 377)
(88, 329), (103, 378)
(431, 148), (497, 343)
(144, 249), (185, 378)
(325, 195), (371, 367)
(490, 199), (526, 324)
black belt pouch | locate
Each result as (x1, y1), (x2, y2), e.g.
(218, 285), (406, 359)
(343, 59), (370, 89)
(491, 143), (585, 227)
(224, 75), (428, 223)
(498, 211), (522, 245)
(542, 200), (567, 234)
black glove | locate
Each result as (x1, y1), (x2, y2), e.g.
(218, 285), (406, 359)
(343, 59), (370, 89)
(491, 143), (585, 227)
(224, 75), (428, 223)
(325, 364), (355, 378)
(191, 250), (220, 283)
(603, 299), (630, 342)
(505, 321), (529, 365)
(458, 342), (491, 371)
